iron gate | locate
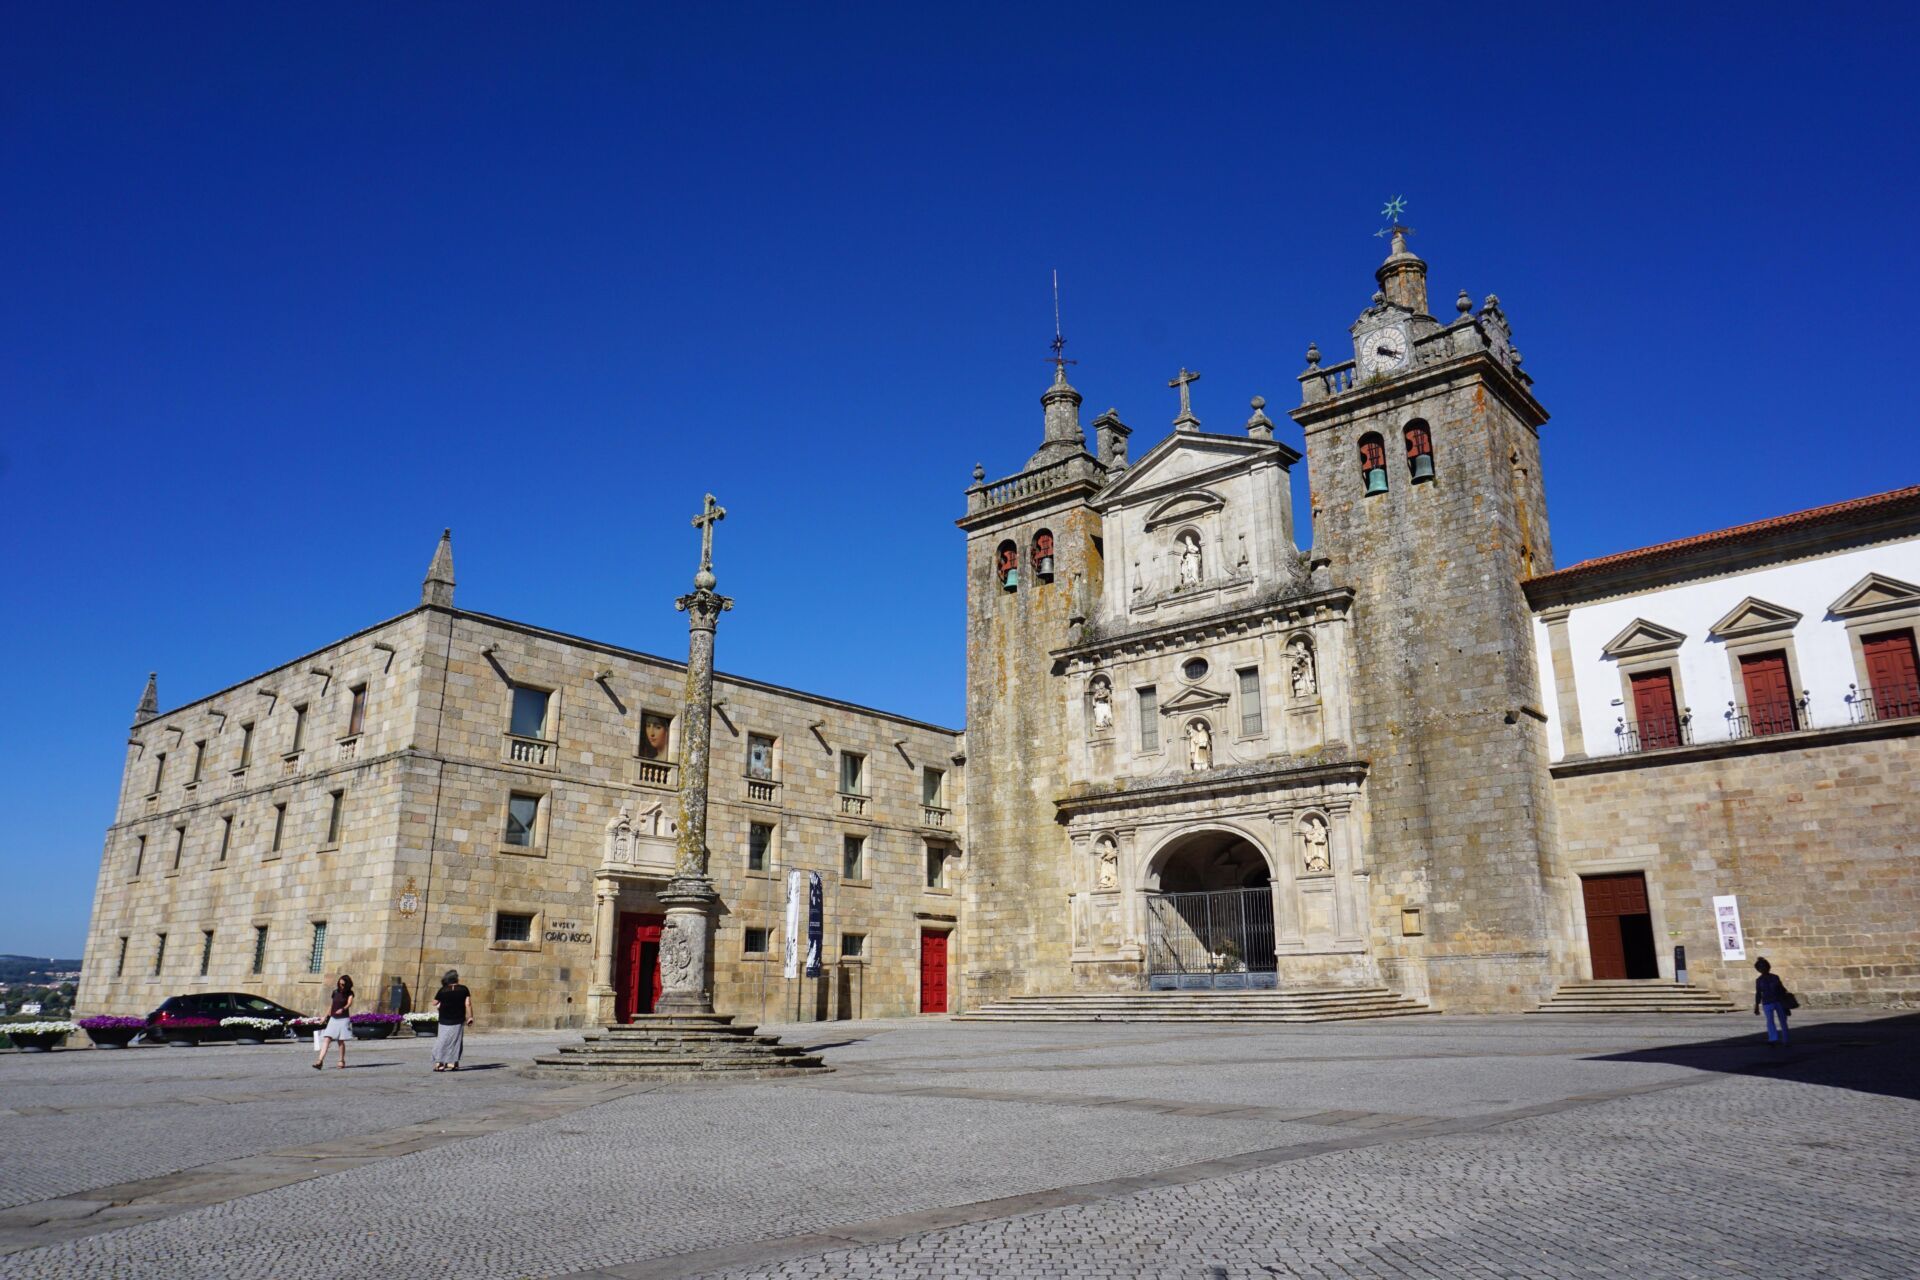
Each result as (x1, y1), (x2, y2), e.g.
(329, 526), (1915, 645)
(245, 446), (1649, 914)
(1144, 886), (1278, 990)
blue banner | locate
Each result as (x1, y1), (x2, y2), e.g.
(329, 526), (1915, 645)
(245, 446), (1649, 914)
(806, 871), (823, 978)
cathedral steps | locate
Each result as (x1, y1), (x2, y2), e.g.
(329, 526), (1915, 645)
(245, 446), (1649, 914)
(526, 1012), (833, 1081)
(1531, 980), (1739, 1014)
(952, 987), (1436, 1023)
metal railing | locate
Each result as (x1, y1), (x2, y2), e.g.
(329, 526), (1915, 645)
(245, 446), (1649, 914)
(1847, 679), (1920, 724)
(1145, 886), (1277, 990)
(1614, 710), (1692, 754)
(1725, 696), (1806, 740)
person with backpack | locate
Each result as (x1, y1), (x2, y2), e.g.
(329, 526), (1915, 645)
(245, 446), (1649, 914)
(1754, 957), (1794, 1045)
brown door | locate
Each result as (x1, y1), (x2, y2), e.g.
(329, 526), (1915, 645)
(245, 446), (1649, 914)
(614, 912), (663, 1023)
(1629, 670), (1680, 748)
(919, 930), (949, 1014)
(1739, 651), (1797, 735)
(1864, 630), (1920, 719)
(1581, 873), (1658, 980)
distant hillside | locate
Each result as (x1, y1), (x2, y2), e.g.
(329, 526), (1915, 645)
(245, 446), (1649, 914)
(0, 955), (83, 982)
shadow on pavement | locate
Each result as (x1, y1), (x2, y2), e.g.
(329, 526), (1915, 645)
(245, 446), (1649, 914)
(1590, 1012), (1920, 1103)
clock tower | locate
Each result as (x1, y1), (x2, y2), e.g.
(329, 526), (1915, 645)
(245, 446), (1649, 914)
(1290, 227), (1577, 1011)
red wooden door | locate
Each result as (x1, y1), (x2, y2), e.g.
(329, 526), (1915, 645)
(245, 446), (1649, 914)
(1629, 670), (1680, 749)
(1582, 873), (1651, 980)
(1740, 651), (1796, 735)
(918, 931), (949, 1014)
(615, 912), (664, 1023)
(1864, 630), (1920, 718)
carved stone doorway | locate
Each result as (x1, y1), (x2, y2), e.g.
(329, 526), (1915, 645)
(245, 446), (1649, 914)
(1143, 829), (1276, 990)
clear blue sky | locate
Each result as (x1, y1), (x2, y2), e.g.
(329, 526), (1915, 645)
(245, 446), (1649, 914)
(4, 5), (1915, 957)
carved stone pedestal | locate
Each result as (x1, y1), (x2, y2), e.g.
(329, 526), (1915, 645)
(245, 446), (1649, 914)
(654, 876), (718, 1015)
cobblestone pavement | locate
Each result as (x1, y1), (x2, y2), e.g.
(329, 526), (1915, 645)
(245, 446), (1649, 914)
(2, 1012), (1916, 1279)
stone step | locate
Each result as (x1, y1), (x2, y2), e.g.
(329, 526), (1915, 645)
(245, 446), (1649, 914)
(953, 988), (1434, 1023)
(1532, 982), (1737, 1014)
(532, 1017), (833, 1081)
(552, 1044), (815, 1059)
(535, 1051), (824, 1068)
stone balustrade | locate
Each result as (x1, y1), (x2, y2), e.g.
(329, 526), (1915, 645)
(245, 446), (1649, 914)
(506, 734), (552, 767)
(1298, 360), (1357, 405)
(839, 793), (868, 817)
(966, 454), (1106, 514)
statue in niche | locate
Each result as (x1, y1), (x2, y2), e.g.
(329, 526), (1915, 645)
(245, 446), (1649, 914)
(1186, 718), (1212, 771)
(1288, 637), (1318, 698)
(1095, 837), (1118, 889)
(605, 806), (633, 865)
(1089, 675), (1113, 732)
(1178, 533), (1203, 588)
(1300, 815), (1331, 874)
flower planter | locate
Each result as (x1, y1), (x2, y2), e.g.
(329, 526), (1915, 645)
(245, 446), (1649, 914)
(221, 1018), (289, 1046)
(404, 1015), (439, 1037)
(7, 1031), (69, 1053)
(412, 1023), (438, 1037)
(350, 1015), (402, 1041)
(160, 1018), (221, 1047)
(78, 1017), (145, 1049)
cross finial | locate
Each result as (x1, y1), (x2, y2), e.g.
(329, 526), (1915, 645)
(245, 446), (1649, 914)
(691, 493), (726, 576)
(1169, 367), (1201, 427)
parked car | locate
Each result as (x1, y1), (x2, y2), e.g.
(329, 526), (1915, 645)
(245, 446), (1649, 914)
(143, 993), (306, 1043)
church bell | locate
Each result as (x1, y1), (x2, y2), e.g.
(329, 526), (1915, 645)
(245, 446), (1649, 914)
(1364, 467), (1389, 495)
(1410, 453), (1435, 482)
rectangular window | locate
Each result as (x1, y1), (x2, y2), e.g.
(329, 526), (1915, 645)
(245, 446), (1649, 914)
(1138, 687), (1159, 751)
(1238, 668), (1263, 736)
(747, 822), (773, 872)
(307, 922), (327, 974)
(238, 722), (254, 770)
(190, 740), (206, 783)
(926, 844), (948, 889)
(172, 825), (186, 870)
(150, 752), (166, 794)
(840, 932), (865, 958)
(251, 925), (269, 975)
(199, 930), (214, 977)
(743, 926), (770, 954)
(1739, 651), (1797, 736)
(921, 766), (945, 808)
(153, 932), (167, 976)
(842, 834), (865, 881)
(347, 684), (367, 737)
(1629, 670), (1681, 750)
(290, 704), (308, 753)
(747, 733), (776, 780)
(218, 816), (232, 862)
(510, 686), (550, 739)
(325, 791), (345, 846)
(271, 803), (287, 853)
(639, 711), (672, 760)
(116, 936), (129, 977)
(494, 912), (534, 943)
(839, 752), (866, 796)
(132, 835), (145, 878)
(1864, 629), (1920, 719)
(504, 793), (541, 847)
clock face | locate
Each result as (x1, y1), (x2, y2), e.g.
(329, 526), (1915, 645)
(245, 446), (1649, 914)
(1363, 326), (1409, 376)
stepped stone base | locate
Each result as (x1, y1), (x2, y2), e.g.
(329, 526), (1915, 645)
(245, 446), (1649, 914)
(953, 987), (1435, 1024)
(1532, 980), (1738, 1015)
(526, 1013), (832, 1081)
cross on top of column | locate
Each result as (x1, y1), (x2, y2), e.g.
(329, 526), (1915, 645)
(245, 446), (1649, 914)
(1169, 368), (1201, 430)
(691, 493), (726, 576)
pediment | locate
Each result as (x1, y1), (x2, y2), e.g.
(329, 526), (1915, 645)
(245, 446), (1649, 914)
(1093, 431), (1296, 511)
(1828, 572), (1920, 618)
(1143, 488), (1226, 531)
(1707, 596), (1802, 640)
(1159, 684), (1231, 714)
(1600, 617), (1687, 660)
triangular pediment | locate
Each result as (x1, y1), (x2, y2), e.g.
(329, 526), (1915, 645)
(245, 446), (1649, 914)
(1601, 617), (1687, 659)
(1708, 596), (1802, 640)
(1159, 684), (1231, 714)
(1093, 430), (1296, 511)
(1828, 572), (1920, 618)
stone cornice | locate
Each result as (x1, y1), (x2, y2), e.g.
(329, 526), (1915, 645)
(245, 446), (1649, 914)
(1056, 755), (1369, 818)
(1550, 715), (1920, 779)
(1055, 587), (1355, 664)
(1289, 350), (1547, 435)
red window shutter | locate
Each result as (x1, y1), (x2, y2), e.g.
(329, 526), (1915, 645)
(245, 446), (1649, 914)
(1864, 630), (1920, 718)
(1739, 652), (1797, 735)
(1630, 670), (1680, 748)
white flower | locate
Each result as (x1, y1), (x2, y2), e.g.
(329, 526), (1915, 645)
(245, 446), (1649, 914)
(402, 1012), (439, 1024)
(7, 1021), (77, 1036)
(219, 1017), (287, 1031)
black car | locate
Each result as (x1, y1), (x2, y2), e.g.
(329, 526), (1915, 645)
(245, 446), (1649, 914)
(143, 992), (306, 1044)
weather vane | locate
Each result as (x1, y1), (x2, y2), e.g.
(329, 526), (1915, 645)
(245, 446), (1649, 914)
(1047, 269), (1076, 373)
(1375, 195), (1415, 240)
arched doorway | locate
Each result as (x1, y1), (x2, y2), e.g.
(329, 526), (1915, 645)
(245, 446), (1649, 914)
(1143, 828), (1277, 989)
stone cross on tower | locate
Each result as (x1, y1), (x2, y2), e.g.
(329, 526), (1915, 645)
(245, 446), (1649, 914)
(1169, 367), (1202, 432)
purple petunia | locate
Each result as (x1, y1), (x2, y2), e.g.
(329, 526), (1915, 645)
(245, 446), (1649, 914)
(77, 1016), (147, 1030)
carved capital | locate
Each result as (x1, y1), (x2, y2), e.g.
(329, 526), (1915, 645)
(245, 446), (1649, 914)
(675, 588), (734, 631)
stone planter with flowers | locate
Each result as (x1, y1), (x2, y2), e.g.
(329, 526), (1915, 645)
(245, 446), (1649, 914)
(6, 1021), (78, 1052)
(220, 1016), (288, 1045)
(404, 1011), (439, 1037)
(350, 1012), (402, 1040)
(161, 1016), (221, 1046)
(77, 1015), (145, 1049)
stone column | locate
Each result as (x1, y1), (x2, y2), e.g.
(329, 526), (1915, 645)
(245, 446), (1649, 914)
(587, 878), (619, 1025)
(656, 494), (733, 1017)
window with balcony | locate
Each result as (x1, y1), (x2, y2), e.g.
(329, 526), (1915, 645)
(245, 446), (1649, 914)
(922, 767), (945, 808)
(747, 733), (777, 781)
(842, 834), (865, 881)
(510, 686), (551, 739)
(307, 922), (327, 974)
(1863, 629), (1920, 720)
(190, 740), (206, 784)
(504, 793), (541, 848)
(1736, 651), (1800, 737)
(347, 684), (367, 737)
(150, 752), (166, 795)
(747, 822), (773, 872)
(237, 722), (254, 771)
(1629, 669), (1684, 750)
(290, 704), (308, 754)
(839, 752), (866, 796)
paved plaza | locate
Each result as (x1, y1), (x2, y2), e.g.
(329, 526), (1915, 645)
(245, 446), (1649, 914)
(1, 1011), (1917, 1279)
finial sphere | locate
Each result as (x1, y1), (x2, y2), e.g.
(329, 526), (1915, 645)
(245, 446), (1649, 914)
(695, 569), (716, 590)
(1250, 395), (1266, 410)
(1456, 289), (1471, 315)
(1305, 342), (1321, 369)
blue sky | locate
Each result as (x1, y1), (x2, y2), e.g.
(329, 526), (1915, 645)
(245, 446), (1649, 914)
(3, 4), (1915, 956)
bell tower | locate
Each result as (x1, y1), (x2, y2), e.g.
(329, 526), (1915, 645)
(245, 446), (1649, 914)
(1290, 223), (1575, 1011)
(957, 340), (1111, 1006)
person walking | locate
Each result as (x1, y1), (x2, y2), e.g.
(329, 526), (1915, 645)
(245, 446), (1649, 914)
(313, 974), (354, 1070)
(431, 970), (475, 1072)
(1754, 957), (1793, 1046)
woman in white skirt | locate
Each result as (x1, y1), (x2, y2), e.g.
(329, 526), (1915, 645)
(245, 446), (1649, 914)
(312, 974), (354, 1070)
(431, 970), (474, 1071)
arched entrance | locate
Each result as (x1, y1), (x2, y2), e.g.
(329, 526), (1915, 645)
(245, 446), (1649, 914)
(1142, 828), (1277, 989)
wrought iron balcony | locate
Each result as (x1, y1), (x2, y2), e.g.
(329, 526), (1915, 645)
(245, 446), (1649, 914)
(1613, 710), (1692, 754)
(1725, 694), (1807, 741)
(1847, 680), (1920, 724)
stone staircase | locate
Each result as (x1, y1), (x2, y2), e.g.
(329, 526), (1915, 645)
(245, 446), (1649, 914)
(952, 987), (1436, 1024)
(527, 1013), (832, 1081)
(1532, 980), (1738, 1014)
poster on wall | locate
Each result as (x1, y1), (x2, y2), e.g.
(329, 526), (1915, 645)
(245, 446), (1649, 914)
(784, 870), (802, 979)
(1712, 894), (1746, 961)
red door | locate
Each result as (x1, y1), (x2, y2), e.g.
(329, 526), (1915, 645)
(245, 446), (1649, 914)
(919, 931), (949, 1014)
(1864, 630), (1920, 719)
(615, 912), (664, 1023)
(1629, 670), (1680, 749)
(1582, 873), (1656, 980)
(1740, 651), (1797, 735)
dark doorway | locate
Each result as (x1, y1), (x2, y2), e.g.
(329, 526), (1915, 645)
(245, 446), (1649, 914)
(615, 912), (663, 1022)
(1582, 873), (1659, 980)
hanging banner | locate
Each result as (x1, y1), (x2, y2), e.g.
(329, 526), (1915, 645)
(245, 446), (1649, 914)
(784, 869), (802, 979)
(1712, 894), (1746, 962)
(806, 872), (823, 978)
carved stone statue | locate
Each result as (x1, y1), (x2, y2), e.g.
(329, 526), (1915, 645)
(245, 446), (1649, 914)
(1089, 676), (1113, 732)
(1288, 637), (1318, 698)
(1186, 718), (1212, 771)
(1095, 837), (1118, 889)
(1178, 533), (1203, 587)
(605, 806), (633, 865)
(1300, 815), (1331, 874)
